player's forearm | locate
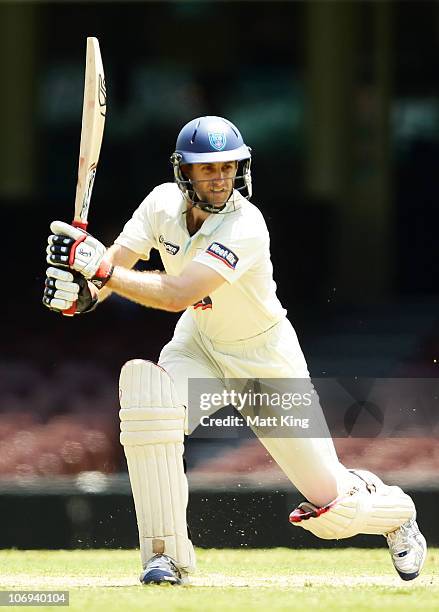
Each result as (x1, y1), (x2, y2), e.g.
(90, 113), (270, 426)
(106, 266), (188, 312)
(95, 243), (139, 303)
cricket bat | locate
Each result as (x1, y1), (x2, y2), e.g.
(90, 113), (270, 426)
(60, 37), (106, 317)
(72, 37), (106, 230)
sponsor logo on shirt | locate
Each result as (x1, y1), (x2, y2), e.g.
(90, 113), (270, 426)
(193, 296), (212, 310)
(159, 235), (180, 255)
(206, 242), (239, 269)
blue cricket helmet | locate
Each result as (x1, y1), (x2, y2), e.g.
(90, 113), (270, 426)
(174, 116), (251, 163)
(170, 116), (252, 213)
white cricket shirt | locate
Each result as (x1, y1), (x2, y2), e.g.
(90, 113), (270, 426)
(114, 183), (286, 342)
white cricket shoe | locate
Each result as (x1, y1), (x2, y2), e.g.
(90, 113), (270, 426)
(140, 554), (187, 586)
(386, 517), (427, 581)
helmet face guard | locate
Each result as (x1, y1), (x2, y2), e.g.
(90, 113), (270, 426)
(170, 116), (252, 214)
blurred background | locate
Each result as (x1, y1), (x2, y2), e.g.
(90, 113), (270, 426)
(1, 0), (438, 550)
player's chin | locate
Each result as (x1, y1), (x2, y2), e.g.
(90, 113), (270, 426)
(208, 190), (231, 207)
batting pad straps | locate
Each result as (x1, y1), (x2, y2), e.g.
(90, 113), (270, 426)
(120, 407), (184, 445)
(119, 359), (195, 572)
(290, 469), (415, 540)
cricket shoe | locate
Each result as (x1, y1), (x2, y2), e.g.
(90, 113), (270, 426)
(140, 554), (186, 586)
(386, 517), (427, 581)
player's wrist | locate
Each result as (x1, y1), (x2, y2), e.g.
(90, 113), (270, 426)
(90, 259), (114, 289)
(105, 264), (121, 290)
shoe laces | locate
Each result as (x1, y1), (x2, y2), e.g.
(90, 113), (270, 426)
(387, 519), (415, 555)
(146, 554), (180, 576)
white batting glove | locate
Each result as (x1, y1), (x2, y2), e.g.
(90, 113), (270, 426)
(46, 221), (113, 288)
(43, 267), (98, 315)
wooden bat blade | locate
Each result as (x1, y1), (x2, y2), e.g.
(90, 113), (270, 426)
(73, 37), (106, 230)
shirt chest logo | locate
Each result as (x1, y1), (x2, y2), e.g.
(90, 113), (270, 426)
(206, 242), (239, 269)
(159, 235), (180, 255)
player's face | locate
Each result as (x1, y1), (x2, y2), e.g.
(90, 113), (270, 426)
(184, 161), (238, 207)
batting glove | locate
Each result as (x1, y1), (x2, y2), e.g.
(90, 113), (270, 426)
(43, 266), (99, 316)
(46, 221), (113, 289)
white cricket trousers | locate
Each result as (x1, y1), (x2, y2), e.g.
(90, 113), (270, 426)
(159, 311), (355, 507)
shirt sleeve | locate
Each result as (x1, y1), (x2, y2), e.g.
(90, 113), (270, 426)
(114, 190), (157, 260)
(193, 223), (268, 284)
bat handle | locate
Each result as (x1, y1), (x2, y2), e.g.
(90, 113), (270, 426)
(63, 220), (87, 315)
(72, 220), (88, 231)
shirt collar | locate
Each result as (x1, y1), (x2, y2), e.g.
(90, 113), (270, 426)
(181, 190), (241, 237)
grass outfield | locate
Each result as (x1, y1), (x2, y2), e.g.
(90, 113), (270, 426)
(1, 548), (438, 611)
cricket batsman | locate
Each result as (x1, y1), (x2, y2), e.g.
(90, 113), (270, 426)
(44, 116), (427, 585)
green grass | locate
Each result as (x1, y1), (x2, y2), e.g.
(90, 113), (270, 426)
(0, 548), (438, 611)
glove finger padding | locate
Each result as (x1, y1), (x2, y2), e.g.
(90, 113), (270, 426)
(45, 287), (78, 301)
(50, 220), (86, 241)
(46, 277), (79, 293)
(46, 266), (76, 283)
(47, 235), (75, 255)
(48, 234), (75, 247)
(46, 240), (73, 266)
(46, 220), (113, 288)
(43, 295), (74, 311)
(43, 266), (98, 315)
(43, 267), (79, 311)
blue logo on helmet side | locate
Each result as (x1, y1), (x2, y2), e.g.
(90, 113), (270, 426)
(208, 132), (227, 151)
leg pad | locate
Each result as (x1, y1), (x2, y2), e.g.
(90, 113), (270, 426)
(290, 469), (415, 539)
(119, 359), (195, 571)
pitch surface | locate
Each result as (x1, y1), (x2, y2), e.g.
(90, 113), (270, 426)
(1, 548), (437, 610)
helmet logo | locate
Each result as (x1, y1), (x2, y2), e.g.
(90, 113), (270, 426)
(208, 132), (227, 151)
